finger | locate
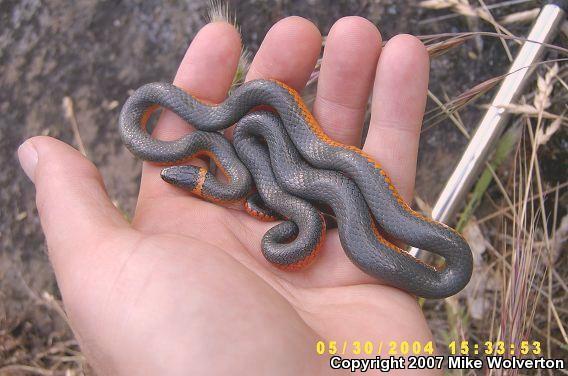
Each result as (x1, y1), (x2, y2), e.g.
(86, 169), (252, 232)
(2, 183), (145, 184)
(17, 136), (130, 275)
(364, 35), (429, 201)
(313, 17), (381, 146)
(245, 16), (321, 90)
(221, 16), (321, 141)
(138, 22), (242, 203)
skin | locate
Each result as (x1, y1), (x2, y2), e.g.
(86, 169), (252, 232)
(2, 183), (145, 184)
(18, 17), (440, 375)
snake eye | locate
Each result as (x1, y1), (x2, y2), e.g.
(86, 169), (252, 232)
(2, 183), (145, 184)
(161, 165), (203, 191)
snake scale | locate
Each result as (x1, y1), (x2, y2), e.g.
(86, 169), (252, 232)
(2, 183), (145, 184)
(119, 79), (473, 299)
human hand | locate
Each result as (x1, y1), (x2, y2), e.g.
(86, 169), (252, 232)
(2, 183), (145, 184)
(18, 17), (438, 375)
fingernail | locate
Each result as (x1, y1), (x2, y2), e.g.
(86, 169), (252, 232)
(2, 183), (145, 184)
(18, 141), (38, 183)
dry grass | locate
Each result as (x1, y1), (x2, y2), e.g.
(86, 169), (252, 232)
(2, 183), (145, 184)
(2, 1), (566, 375)
(416, 3), (568, 375)
(0, 273), (90, 375)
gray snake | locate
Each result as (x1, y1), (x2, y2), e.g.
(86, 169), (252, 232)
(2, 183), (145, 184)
(119, 79), (473, 299)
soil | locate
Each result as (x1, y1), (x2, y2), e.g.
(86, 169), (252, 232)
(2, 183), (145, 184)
(1, 0), (565, 372)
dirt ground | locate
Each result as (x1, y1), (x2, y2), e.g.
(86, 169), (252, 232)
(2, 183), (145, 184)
(1, 0), (566, 373)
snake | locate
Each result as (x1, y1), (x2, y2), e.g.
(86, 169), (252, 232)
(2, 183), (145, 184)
(119, 79), (473, 299)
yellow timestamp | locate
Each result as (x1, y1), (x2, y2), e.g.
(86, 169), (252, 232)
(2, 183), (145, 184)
(316, 340), (436, 356)
(448, 340), (542, 356)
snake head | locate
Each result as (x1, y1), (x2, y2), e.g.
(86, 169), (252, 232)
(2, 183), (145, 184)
(160, 165), (206, 193)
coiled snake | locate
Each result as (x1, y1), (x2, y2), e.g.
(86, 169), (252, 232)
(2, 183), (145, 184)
(119, 79), (473, 299)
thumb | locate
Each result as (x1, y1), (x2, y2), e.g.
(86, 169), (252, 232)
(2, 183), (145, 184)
(18, 136), (130, 273)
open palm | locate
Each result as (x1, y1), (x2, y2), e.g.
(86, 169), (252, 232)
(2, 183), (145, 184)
(20, 17), (440, 375)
